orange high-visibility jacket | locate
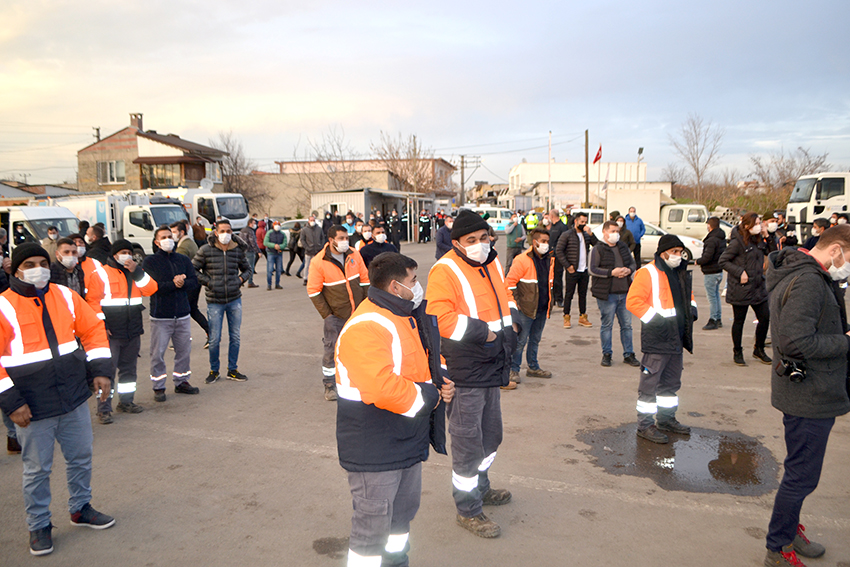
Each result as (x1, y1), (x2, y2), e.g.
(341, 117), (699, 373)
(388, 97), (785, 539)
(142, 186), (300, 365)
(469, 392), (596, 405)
(505, 248), (554, 319)
(99, 261), (158, 339)
(307, 243), (370, 320)
(79, 256), (107, 319)
(0, 281), (113, 421)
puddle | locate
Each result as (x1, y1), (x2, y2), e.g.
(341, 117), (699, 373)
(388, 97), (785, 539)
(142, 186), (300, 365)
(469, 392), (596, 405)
(313, 536), (348, 559)
(576, 423), (779, 495)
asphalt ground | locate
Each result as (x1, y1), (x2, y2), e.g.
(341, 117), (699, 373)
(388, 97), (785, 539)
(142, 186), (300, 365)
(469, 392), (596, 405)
(1, 241), (848, 566)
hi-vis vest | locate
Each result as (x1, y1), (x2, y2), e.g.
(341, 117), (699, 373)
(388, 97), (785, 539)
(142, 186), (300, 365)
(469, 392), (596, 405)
(626, 261), (697, 323)
(100, 264), (158, 309)
(525, 214), (539, 229)
(79, 256), (107, 319)
(506, 248), (554, 319)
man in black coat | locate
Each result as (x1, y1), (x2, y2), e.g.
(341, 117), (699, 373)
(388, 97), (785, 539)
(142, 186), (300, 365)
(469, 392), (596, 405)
(359, 225), (398, 268)
(762, 226), (850, 566)
(546, 210), (569, 308)
(84, 225), (111, 265)
(695, 217), (727, 330)
(555, 212), (598, 328)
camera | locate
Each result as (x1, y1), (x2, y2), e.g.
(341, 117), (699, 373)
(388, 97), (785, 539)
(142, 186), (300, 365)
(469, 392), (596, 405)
(780, 359), (807, 383)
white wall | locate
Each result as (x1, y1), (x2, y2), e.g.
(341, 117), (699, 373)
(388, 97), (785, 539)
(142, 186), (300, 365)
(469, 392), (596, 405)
(137, 137), (182, 157)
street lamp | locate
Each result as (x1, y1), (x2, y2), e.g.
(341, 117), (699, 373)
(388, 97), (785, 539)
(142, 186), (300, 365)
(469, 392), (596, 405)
(637, 147), (644, 191)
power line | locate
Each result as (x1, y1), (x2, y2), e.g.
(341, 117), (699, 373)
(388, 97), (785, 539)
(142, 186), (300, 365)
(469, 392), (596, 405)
(480, 162), (508, 183)
(433, 133), (582, 152)
(0, 139), (91, 154)
(477, 136), (583, 156)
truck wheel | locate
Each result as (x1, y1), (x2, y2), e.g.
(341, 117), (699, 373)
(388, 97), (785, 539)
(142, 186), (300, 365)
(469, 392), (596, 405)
(132, 247), (146, 264)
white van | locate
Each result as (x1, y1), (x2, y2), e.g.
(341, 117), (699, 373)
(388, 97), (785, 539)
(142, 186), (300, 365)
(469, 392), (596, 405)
(470, 206), (514, 233)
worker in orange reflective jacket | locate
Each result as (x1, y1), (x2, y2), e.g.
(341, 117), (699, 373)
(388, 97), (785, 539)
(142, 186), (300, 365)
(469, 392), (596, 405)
(626, 234), (697, 445)
(0, 243), (116, 556)
(425, 209), (517, 539)
(71, 232), (107, 320)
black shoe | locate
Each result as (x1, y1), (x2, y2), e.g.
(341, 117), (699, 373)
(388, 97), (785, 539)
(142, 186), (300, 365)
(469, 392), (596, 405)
(267, 286), (272, 291)
(657, 418), (691, 435)
(226, 369), (248, 382)
(153, 389), (167, 402)
(247, 282), (259, 288)
(175, 381), (200, 395)
(70, 503), (115, 529)
(753, 348), (772, 365)
(284, 271), (291, 277)
(302, 280), (307, 286)
(555, 300), (564, 308)
(716, 320), (723, 328)
(7, 435), (22, 454)
(601, 353), (612, 367)
(275, 285), (283, 290)
(624, 354), (641, 367)
(733, 349), (747, 366)
(637, 425), (669, 444)
(97, 412), (113, 425)
(702, 319), (719, 330)
(29, 524), (53, 556)
(324, 384), (338, 401)
(116, 401), (143, 413)
(205, 370), (220, 384)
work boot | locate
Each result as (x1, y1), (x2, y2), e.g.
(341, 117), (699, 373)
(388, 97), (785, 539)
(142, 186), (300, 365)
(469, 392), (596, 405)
(753, 347), (773, 365)
(153, 389), (167, 402)
(702, 318), (718, 330)
(482, 488), (512, 506)
(637, 425), (669, 444)
(526, 367), (552, 379)
(578, 314), (592, 327)
(175, 382), (200, 394)
(793, 524), (825, 558)
(324, 384), (338, 401)
(97, 412), (113, 425)
(764, 544), (807, 566)
(7, 435), (21, 454)
(247, 282), (259, 288)
(29, 524), (54, 556)
(509, 370), (521, 384)
(624, 354), (641, 367)
(500, 381), (517, 391)
(733, 349), (747, 366)
(716, 319), (723, 328)
(563, 314), (571, 329)
(601, 353), (612, 367)
(275, 285), (284, 290)
(116, 401), (143, 413)
(657, 418), (691, 435)
(456, 513), (501, 538)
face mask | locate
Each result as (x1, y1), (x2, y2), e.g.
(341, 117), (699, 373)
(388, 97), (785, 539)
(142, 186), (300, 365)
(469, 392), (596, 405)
(749, 225), (762, 235)
(335, 240), (349, 253)
(535, 242), (550, 255)
(118, 253), (132, 265)
(85, 234), (93, 244)
(511, 217), (517, 224)
(60, 255), (78, 269)
(811, 229), (820, 237)
(48, 233), (58, 240)
(158, 238), (175, 252)
(309, 220), (316, 227)
(445, 222), (453, 230)
(463, 241), (491, 263)
(20, 267), (51, 289)
(839, 218), (848, 225)
(664, 254), (683, 269)
(362, 231), (372, 240)
(374, 233), (387, 244)
(617, 221), (624, 228)
(767, 223), (778, 233)
(542, 218), (551, 226)
(355, 225), (363, 233)
(77, 245), (87, 257)
(16, 228), (23, 233)
(396, 280), (424, 309)
(273, 225), (281, 232)
(217, 232), (232, 245)
(629, 213), (636, 218)
(829, 247), (850, 280)
(607, 232), (620, 244)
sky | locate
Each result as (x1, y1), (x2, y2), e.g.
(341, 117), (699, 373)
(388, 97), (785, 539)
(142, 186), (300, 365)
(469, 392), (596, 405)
(1, 0), (849, 188)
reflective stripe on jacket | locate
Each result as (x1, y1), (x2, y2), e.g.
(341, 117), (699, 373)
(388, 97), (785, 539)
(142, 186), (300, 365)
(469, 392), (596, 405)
(626, 260), (696, 354)
(307, 243), (369, 320)
(100, 260), (158, 339)
(79, 256), (107, 319)
(505, 248), (553, 319)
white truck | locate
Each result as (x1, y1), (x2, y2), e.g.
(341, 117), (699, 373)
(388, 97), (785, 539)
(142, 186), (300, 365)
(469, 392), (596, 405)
(786, 172), (850, 239)
(32, 192), (190, 257)
(605, 187), (729, 239)
(150, 185), (250, 230)
(1, 206), (80, 251)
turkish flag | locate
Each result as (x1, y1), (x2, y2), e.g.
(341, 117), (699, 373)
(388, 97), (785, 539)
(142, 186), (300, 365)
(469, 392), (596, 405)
(592, 144), (602, 165)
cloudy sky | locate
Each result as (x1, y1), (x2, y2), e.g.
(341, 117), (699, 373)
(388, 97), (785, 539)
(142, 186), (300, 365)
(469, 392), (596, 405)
(1, 0), (848, 188)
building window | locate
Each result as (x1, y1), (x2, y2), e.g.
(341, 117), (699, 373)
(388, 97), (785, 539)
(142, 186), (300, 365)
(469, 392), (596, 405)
(205, 162), (223, 183)
(97, 160), (125, 184)
(141, 164), (181, 189)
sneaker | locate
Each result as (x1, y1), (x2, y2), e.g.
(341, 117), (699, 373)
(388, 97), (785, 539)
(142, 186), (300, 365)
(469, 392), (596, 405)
(481, 488), (512, 506)
(456, 513), (501, 538)
(205, 370), (220, 384)
(97, 412), (113, 425)
(203, 338), (210, 350)
(764, 544), (807, 566)
(275, 285), (283, 290)
(500, 381), (517, 391)
(525, 367), (552, 378)
(702, 319), (719, 330)
(753, 348), (773, 365)
(70, 503), (115, 530)
(793, 524), (825, 558)
(7, 435), (22, 454)
(657, 418), (691, 435)
(226, 369), (248, 382)
(637, 425), (669, 444)
(509, 370), (520, 384)
(563, 314), (571, 329)
(624, 354), (641, 367)
(29, 525), (53, 556)
(324, 384), (338, 401)
(733, 349), (747, 366)
(267, 286), (272, 291)
(578, 314), (592, 327)
(717, 319), (723, 328)
(303, 280), (307, 286)
(153, 389), (167, 402)
(116, 402), (143, 414)
(601, 353), (612, 367)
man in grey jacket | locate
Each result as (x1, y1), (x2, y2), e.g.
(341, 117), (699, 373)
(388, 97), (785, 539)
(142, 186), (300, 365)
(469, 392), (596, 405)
(300, 213), (324, 287)
(763, 225), (850, 567)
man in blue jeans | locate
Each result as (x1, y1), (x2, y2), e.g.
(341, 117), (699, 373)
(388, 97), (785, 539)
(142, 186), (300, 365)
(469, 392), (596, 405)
(505, 228), (554, 388)
(263, 220), (287, 290)
(193, 220), (251, 384)
(589, 221), (640, 368)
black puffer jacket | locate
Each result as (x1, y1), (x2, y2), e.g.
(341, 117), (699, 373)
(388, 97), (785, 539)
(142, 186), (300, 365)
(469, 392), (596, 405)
(696, 227), (727, 274)
(192, 234), (250, 305)
(555, 227), (599, 270)
(719, 230), (768, 306)
(86, 237), (112, 265)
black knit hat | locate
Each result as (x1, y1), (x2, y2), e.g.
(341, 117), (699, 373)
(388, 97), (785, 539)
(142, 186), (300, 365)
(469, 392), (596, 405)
(657, 234), (685, 254)
(111, 239), (134, 255)
(451, 209), (490, 240)
(11, 242), (50, 274)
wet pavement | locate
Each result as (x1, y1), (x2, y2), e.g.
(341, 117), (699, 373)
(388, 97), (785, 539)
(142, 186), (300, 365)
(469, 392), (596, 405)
(577, 423), (780, 496)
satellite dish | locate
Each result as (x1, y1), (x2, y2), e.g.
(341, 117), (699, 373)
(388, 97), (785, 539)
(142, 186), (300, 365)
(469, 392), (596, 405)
(200, 178), (214, 191)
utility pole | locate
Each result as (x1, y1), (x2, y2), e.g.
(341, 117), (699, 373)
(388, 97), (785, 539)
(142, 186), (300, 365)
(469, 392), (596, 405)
(547, 131), (552, 212)
(584, 129), (589, 207)
(637, 147), (644, 191)
(93, 127), (101, 142)
(459, 155), (466, 207)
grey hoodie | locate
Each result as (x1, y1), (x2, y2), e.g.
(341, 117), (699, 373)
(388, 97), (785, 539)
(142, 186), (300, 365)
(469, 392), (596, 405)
(766, 248), (850, 419)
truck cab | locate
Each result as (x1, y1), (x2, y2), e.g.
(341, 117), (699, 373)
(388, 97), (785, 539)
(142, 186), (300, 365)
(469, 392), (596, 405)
(152, 188), (250, 230)
(786, 172), (850, 239)
(659, 204), (710, 239)
(1, 206), (80, 251)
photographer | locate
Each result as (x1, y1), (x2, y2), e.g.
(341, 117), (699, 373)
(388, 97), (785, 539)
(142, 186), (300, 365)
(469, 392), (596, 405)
(762, 225), (850, 566)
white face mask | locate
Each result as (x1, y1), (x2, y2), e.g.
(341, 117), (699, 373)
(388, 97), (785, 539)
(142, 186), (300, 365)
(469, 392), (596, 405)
(117, 253), (133, 265)
(77, 245), (87, 257)
(20, 267), (51, 289)
(811, 228), (820, 237)
(362, 231), (372, 240)
(308, 220), (316, 227)
(374, 233), (387, 244)
(48, 233), (58, 240)
(617, 221), (624, 228)
(542, 218), (551, 226)
(664, 254), (683, 269)
(355, 225), (363, 233)
(607, 232), (620, 244)
(829, 247), (850, 281)
(396, 280), (424, 309)
(158, 238), (175, 252)
(273, 225), (281, 232)
(629, 212), (636, 218)
(84, 234), (94, 244)
(767, 222), (778, 233)
(839, 218), (848, 225)
(60, 255), (78, 269)
(535, 242), (550, 255)
(217, 232), (232, 245)
(335, 239), (349, 253)
(749, 225), (762, 235)
(445, 222), (453, 230)
(463, 241), (491, 263)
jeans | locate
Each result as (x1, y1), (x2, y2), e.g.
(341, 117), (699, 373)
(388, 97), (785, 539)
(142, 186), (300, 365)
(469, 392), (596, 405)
(267, 252), (283, 286)
(245, 253), (256, 284)
(303, 254), (315, 282)
(731, 301), (770, 351)
(766, 415), (835, 551)
(208, 298), (242, 373)
(704, 272), (723, 321)
(597, 293), (634, 356)
(511, 310), (547, 372)
(16, 402), (93, 531)
(3, 409), (16, 439)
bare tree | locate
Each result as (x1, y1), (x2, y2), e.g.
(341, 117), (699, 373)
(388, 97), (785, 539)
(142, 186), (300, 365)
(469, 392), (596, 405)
(668, 113), (725, 201)
(285, 126), (369, 198)
(660, 162), (690, 185)
(211, 131), (271, 211)
(749, 146), (830, 192)
(370, 132), (445, 194)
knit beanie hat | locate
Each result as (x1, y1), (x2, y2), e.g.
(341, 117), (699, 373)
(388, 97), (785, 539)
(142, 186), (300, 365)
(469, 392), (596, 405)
(657, 234), (685, 255)
(11, 242), (50, 274)
(111, 239), (134, 255)
(451, 209), (490, 240)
